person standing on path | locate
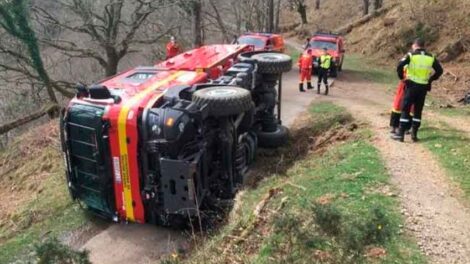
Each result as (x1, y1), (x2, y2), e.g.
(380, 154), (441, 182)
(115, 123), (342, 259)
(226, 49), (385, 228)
(165, 36), (181, 59)
(298, 49), (314, 92)
(316, 48), (332, 95)
(392, 38), (443, 142)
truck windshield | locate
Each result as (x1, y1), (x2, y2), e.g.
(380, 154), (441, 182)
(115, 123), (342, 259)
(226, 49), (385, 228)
(309, 40), (337, 50)
(237, 36), (266, 49)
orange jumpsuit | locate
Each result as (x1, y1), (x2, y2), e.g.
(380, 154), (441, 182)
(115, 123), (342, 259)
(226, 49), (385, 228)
(390, 79), (414, 128)
(298, 54), (313, 83)
(166, 42), (180, 59)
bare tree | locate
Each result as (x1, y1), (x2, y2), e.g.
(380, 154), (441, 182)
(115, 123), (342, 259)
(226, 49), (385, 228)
(33, 0), (176, 77)
(267, 0), (274, 32)
(363, 0), (370, 15)
(207, 0), (229, 42)
(0, 0), (72, 104)
(373, 0), (383, 10)
(289, 0), (308, 24)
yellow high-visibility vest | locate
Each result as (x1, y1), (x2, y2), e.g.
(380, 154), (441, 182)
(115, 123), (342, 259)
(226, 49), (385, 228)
(320, 55), (332, 69)
(406, 52), (435, 85)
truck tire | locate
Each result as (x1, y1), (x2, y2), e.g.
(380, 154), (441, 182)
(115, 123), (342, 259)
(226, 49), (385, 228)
(257, 125), (289, 148)
(239, 51), (292, 74)
(251, 53), (292, 74)
(192, 86), (253, 117)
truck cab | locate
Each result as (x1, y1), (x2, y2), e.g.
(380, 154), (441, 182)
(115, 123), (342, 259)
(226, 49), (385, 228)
(304, 32), (345, 77)
(237, 33), (285, 52)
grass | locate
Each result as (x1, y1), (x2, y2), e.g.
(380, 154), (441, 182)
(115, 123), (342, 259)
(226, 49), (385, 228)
(0, 124), (92, 263)
(342, 54), (396, 86)
(420, 123), (470, 198)
(171, 102), (424, 264)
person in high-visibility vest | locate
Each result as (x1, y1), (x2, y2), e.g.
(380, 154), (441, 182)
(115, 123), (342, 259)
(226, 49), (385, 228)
(166, 36), (181, 59)
(392, 38), (443, 142)
(297, 49), (313, 92)
(316, 48), (332, 95)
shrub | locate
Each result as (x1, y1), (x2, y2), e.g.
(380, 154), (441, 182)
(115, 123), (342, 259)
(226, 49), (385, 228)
(312, 203), (342, 236)
(343, 207), (395, 254)
(35, 237), (91, 264)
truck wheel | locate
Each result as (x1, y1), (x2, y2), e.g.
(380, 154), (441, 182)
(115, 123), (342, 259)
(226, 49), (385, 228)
(251, 53), (292, 74)
(239, 51), (292, 74)
(257, 125), (289, 148)
(192, 86), (253, 117)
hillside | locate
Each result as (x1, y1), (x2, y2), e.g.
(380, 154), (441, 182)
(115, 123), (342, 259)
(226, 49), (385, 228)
(283, 0), (470, 103)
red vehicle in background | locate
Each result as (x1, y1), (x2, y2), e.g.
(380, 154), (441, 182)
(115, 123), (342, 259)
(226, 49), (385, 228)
(304, 32), (345, 77)
(237, 33), (285, 52)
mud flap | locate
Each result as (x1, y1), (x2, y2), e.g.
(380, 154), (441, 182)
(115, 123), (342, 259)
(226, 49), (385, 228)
(160, 158), (199, 215)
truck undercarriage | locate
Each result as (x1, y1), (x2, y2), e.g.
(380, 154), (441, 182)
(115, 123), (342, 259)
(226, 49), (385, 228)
(60, 45), (292, 227)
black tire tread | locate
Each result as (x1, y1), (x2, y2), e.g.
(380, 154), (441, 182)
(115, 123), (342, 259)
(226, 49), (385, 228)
(192, 86), (253, 117)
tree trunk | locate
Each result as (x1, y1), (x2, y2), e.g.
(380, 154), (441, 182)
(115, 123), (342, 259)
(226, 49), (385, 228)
(105, 47), (119, 77)
(373, 0), (383, 10)
(274, 0), (281, 32)
(363, 0), (370, 15)
(267, 0), (274, 32)
(315, 0), (320, 10)
(298, 3), (308, 24)
(192, 0), (203, 48)
(0, 104), (60, 135)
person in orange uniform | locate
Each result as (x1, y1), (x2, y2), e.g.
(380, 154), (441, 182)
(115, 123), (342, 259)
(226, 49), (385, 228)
(166, 36), (181, 59)
(298, 49), (314, 92)
(390, 67), (414, 134)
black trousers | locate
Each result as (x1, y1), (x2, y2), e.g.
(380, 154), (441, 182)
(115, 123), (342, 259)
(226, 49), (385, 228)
(400, 81), (428, 130)
(317, 68), (328, 85)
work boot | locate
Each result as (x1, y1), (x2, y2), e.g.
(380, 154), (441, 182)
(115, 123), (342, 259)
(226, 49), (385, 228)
(307, 82), (313, 89)
(317, 84), (321, 94)
(324, 85), (329, 95)
(411, 127), (419, 142)
(299, 83), (305, 92)
(391, 128), (405, 142)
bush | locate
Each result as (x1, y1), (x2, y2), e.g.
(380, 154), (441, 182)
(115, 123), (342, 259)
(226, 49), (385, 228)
(312, 203), (342, 236)
(35, 237), (91, 264)
(343, 207), (395, 253)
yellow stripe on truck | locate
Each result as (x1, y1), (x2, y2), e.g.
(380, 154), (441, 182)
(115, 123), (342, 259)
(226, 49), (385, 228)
(117, 71), (184, 221)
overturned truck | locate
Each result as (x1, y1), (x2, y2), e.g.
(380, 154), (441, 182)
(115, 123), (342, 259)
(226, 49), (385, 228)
(60, 44), (292, 226)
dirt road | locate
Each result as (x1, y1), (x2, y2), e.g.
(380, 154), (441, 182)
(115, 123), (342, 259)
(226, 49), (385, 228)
(79, 68), (325, 264)
(321, 71), (470, 263)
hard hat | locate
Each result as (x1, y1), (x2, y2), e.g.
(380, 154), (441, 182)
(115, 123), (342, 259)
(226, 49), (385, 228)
(170, 36), (175, 42)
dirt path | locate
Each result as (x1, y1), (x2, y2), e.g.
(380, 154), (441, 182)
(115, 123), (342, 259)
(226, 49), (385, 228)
(321, 71), (470, 263)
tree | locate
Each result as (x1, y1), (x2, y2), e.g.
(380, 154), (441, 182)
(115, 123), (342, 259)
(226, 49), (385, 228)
(33, 0), (175, 77)
(267, 0), (274, 32)
(0, 0), (72, 104)
(363, 0), (370, 15)
(289, 0), (308, 24)
(373, 0), (383, 10)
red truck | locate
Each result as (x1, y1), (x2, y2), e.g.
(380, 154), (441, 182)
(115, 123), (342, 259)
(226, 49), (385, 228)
(60, 44), (291, 227)
(304, 32), (345, 77)
(237, 33), (285, 52)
